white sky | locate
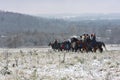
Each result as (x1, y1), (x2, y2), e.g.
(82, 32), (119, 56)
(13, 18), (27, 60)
(0, 0), (120, 15)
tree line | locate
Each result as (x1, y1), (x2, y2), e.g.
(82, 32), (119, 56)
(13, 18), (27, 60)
(0, 11), (120, 48)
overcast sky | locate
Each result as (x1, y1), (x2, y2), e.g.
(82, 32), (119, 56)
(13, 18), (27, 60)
(0, 0), (120, 15)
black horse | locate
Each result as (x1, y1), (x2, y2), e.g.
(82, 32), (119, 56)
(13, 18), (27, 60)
(49, 41), (71, 52)
(91, 41), (106, 53)
(48, 42), (61, 51)
(62, 41), (71, 51)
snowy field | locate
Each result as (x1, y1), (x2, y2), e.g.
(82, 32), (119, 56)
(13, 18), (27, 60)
(0, 44), (120, 80)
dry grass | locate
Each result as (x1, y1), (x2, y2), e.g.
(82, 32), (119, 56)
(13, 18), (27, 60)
(0, 46), (120, 80)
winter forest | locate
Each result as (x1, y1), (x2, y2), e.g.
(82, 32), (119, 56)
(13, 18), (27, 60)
(0, 11), (120, 48)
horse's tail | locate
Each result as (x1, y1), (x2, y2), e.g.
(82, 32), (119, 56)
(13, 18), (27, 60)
(102, 42), (107, 51)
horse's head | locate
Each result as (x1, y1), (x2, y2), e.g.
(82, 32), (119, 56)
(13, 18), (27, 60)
(48, 42), (52, 46)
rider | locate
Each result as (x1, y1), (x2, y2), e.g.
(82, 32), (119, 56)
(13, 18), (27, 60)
(54, 39), (58, 44)
(79, 36), (82, 41)
(82, 34), (85, 42)
(90, 33), (96, 48)
(79, 36), (83, 48)
(91, 33), (96, 42)
(86, 34), (91, 43)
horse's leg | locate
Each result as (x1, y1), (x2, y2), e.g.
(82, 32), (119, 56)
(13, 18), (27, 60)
(99, 47), (103, 53)
(80, 48), (83, 53)
(82, 45), (86, 53)
(79, 47), (82, 53)
(93, 47), (97, 53)
(75, 47), (78, 52)
(85, 47), (88, 53)
(84, 47), (88, 53)
(89, 47), (93, 52)
(72, 48), (74, 52)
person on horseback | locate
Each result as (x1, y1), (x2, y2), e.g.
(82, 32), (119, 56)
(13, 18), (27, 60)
(78, 36), (83, 50)
(90, 33), (97, 48)
(53, 39), (59, 49)
(54, 39), (58, 44)
(91, 33), (96, 42)
(82, 34), (85, 42)
(86, 34), (91, 43)
(79, 36), (82, 41)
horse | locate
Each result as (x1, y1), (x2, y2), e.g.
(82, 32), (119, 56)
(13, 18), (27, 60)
(70, 37), (90, 52)
(48, 42), (56, 51)
(70, 38), (79, 52)
(48, 42), (61, 51)
(91, 41), (106, 53)
(75, 40), (93, 53)
(63, 41), (71, 52)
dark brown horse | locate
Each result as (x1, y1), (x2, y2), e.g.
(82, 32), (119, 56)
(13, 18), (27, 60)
(91, 41), (106, 53)
(76, 40), (92, 52)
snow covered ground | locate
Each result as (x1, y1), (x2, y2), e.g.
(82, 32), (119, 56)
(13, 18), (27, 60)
(0, 44), (120, 80)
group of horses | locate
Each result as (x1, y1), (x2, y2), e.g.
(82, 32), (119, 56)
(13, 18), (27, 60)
(49, 37), (106, 53)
